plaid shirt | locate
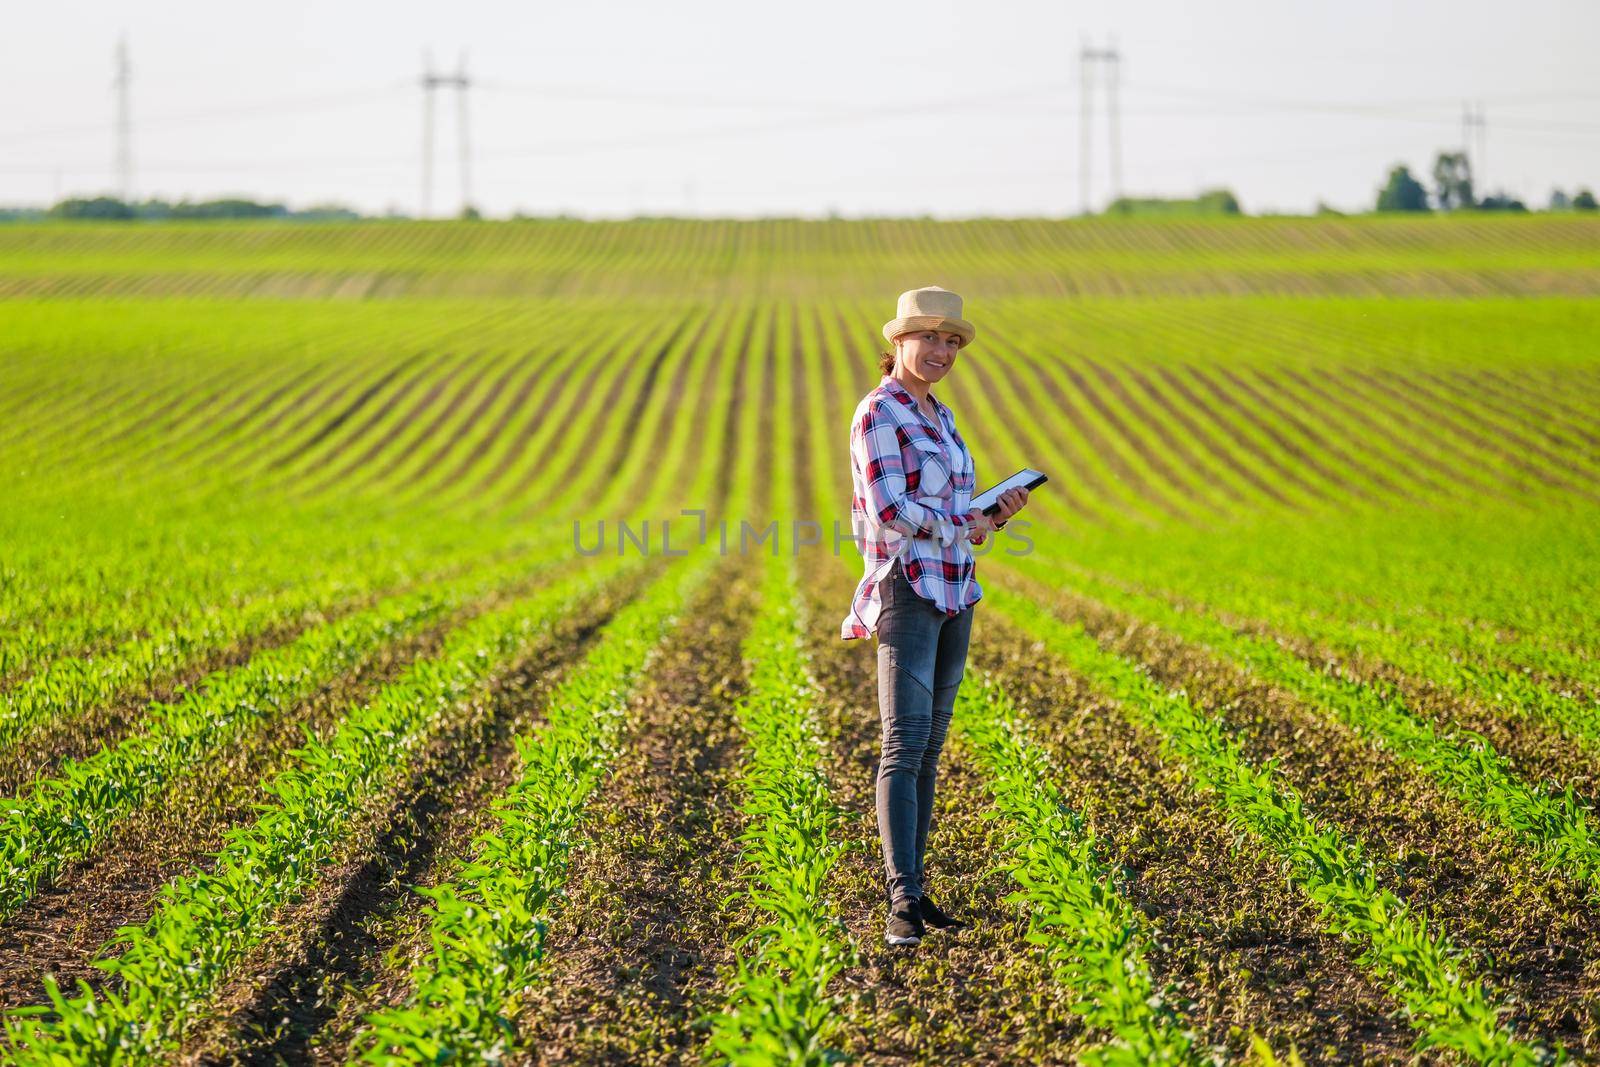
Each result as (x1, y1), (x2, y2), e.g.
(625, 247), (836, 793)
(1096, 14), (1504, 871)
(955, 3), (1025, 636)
(840, 375), (989, 641)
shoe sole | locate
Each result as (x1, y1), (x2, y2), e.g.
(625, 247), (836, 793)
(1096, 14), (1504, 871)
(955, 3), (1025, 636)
(885, 934), (921, 946)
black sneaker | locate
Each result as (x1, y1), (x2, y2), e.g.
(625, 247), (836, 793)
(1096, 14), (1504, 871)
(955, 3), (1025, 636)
(884, 898), (925, 946)
(918, 894), (969, 932)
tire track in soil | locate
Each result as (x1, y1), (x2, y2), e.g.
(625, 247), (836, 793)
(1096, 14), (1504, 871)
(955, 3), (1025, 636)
(998, 565), (1600, 1057)
(509, 552), (761, 1065)
(968, 587), (1416, 1064)
(180, 560), (669, 1066)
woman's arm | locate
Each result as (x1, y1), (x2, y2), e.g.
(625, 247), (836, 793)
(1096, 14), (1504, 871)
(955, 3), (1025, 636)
(851, 405), (974, 547)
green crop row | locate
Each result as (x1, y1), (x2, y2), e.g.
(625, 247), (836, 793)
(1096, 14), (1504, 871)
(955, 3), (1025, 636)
(0, 297), (720, 692)
(986, 586), (1561, 1065)
(0, 547), (495, 752)
(4, 217), (1597, 301)
(0, 553), (645, 1066)
(1067, 557), (1600, 749)
(700, 553), (857, 1067)
(873, 290), (1599, 665)
(1010, 555), (1600, 900)
(351, 547), (718, 1065)
(0, 494), (493, 685)
(0, 550), (560, 919)
(952, 668), (1212, 1066)
(1061, 492), (1600, 674)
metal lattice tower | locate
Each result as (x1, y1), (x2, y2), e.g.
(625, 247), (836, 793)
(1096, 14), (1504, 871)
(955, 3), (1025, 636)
(114, 34), (132, 201)
(420, 51), (473, 218)
(1462, 100), (1487, 193)
(1078, 35), (1122, 215)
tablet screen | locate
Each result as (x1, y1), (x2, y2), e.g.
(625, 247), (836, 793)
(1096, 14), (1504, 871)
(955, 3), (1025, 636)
(972, 468), (1046, 513)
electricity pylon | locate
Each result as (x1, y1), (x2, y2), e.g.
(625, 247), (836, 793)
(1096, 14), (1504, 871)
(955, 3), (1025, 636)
(1078, 35), (1122, 216)
(114, 33), (132, 201)
(421, 50), (473, 218)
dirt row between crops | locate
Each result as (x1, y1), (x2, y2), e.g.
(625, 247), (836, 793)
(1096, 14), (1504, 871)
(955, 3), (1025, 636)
(0, 562), (474, 795)
(996, 561), (1600, 1059)
(500, 303), (770, 1062)
(506, 551), (760, 1064)
(793, 551), (1087, 1064)
(1228, 606), (1600, 794)
(794, 316), (1410, 1060)
(0, 561), (659, 1022)
(184, 298), (772, 1064)
(965, 592), (1420, 1063)
(0, 603), (335, 794)
(0, 589), (490, 1011)
(170, 558), (670, 1065)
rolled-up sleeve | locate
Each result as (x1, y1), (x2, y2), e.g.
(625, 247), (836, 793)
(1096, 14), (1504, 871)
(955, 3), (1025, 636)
(852, 404), (972, 547)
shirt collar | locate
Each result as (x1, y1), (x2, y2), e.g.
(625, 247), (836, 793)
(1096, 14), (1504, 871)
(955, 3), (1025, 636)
(879, 374), (948, 425)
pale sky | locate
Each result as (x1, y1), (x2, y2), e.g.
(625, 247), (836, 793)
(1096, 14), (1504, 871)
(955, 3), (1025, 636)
(2, 0), (1596, 218)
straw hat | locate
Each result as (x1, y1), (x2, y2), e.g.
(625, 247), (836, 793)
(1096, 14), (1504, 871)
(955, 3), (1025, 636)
(882, 285), (976, 348)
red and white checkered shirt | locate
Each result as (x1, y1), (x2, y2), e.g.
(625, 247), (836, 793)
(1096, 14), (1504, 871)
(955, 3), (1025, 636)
(840, 375), (988, 641)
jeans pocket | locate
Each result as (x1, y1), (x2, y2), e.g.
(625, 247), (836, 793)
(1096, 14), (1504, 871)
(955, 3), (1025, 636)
(888, 557), (913, 602)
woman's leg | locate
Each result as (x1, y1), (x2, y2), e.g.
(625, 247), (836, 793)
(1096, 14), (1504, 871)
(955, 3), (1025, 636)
(875, 564), (943, 904)
(912, 602), (974, 893)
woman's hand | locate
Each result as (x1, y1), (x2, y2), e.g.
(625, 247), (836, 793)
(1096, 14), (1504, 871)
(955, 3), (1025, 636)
(964, 487), (1029, 544)
(990, 486), (1029, 525)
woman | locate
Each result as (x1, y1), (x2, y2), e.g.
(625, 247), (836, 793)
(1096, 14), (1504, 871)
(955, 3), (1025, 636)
(839, 285), (1029, 947)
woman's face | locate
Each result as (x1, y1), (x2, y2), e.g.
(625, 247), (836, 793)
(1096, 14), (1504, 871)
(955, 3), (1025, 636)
(895, 329), (965, 385)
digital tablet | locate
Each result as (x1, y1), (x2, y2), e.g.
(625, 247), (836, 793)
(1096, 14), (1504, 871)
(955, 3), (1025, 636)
(972, 468), (1047, 516)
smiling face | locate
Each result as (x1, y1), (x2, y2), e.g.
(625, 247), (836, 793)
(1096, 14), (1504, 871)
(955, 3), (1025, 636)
(894, 328), (966, 386)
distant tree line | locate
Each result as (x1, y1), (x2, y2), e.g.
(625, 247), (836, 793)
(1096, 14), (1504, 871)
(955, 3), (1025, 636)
(3, 171), (1596, 222)
(1376, 150), (1596, 214)
(37, 196), (364, 221)
(1103, 188), (1242, 217)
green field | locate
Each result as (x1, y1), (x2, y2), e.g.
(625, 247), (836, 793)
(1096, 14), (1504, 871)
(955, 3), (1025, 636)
(0, 215), (1597, 1065)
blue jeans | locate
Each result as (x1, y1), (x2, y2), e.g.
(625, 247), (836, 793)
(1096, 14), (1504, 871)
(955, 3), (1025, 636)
(873, 557), (975, 904)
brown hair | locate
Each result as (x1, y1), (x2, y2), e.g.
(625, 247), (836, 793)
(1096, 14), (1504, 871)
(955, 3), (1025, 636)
(878, 348), (896, 375)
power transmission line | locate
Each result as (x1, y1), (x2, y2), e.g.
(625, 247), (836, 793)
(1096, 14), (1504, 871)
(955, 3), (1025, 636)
(0, 84), (412, 147)
(1021, 84), (1600, 135)
(0, 81), (1079, 178)
(476, 80), (857, 113)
